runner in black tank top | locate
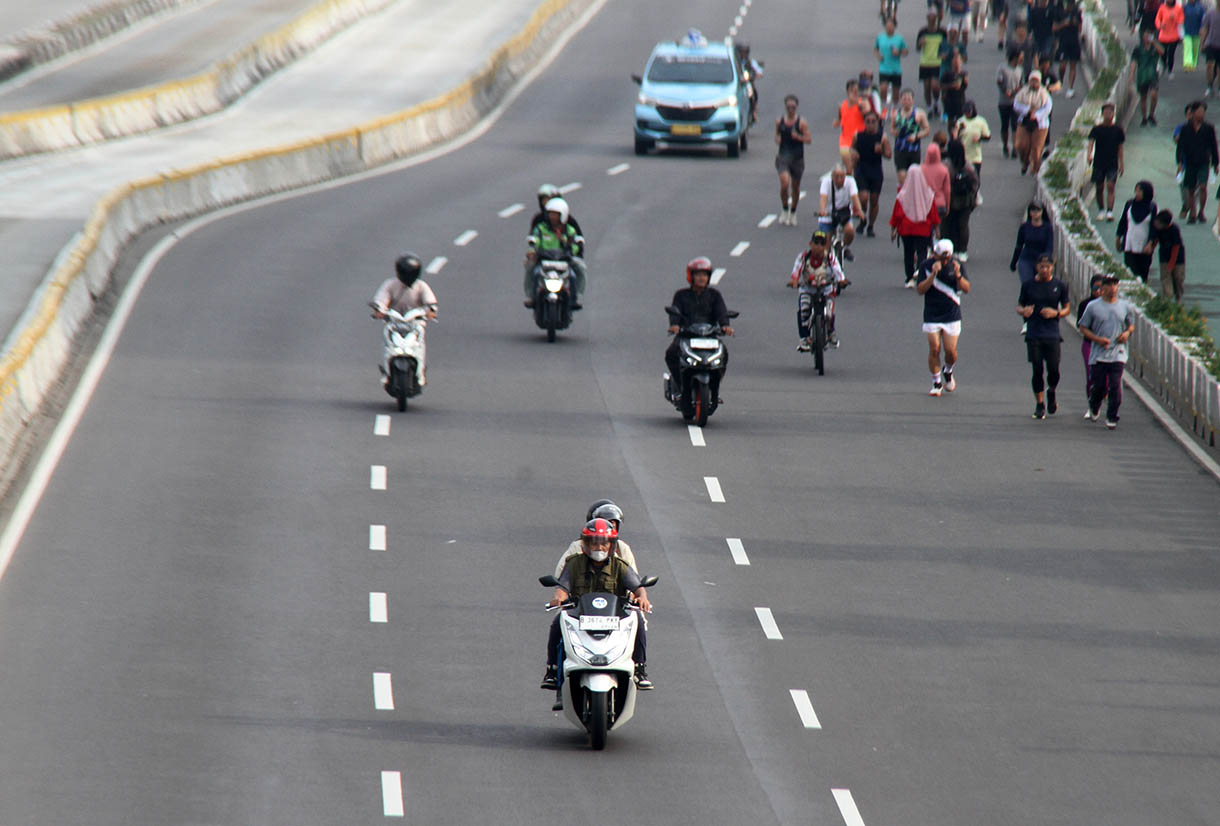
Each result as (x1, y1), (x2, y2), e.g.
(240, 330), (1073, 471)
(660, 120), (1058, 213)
(850, 110), (890, 235)
(774, 94), (811, 225)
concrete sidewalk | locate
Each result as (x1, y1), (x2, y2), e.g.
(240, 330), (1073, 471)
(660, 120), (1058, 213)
(0, 0), (542, 353)
(1084, 3), (1220, 339)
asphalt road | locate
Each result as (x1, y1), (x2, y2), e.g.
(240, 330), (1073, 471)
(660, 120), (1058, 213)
(0, 0), (325, 111)
(1, 0), (1218, 823)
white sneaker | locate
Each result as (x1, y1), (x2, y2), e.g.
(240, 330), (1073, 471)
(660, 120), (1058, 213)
(1168, 71), (1175, 80)
(904, 278), (916, 288)
(929, 381), (944, 397)
(1066, 87), (1075, 98)
(957, 251), (969, 262)
(975, 193), (983, 206)
(789, 211), (798, 226)
(943, 371), (956, 392)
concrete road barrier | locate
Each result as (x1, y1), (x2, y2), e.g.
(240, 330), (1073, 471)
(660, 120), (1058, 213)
(0, 0), (594, 491)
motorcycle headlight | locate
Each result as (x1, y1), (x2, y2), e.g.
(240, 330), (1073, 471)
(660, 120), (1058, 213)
(543, 277), (565, 292)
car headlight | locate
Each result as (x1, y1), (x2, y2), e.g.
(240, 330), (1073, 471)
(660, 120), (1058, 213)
(709, 95), (738, 109)
(638, 93), (663, 107)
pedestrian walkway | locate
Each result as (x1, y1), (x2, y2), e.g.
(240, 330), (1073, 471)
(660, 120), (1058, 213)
(1085, 1), (1220, 339)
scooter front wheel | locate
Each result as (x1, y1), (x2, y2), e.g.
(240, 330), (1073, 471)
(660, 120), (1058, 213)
(588, 689), (609, 750)
(694, 383), (710, 427)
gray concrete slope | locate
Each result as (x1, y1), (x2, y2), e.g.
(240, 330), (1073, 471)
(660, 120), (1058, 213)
(1, 0), (1218, 823)
(0, 0), (324, 111)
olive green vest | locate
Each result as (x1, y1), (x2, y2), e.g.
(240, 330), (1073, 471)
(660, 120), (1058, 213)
(565, 554), (630, 597)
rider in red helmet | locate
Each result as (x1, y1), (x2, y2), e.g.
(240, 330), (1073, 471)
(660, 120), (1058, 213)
(665, 257), (735, 395)
(542, 518), (654, 691)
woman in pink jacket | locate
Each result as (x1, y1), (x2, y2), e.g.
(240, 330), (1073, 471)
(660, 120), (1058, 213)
(920, 143), (952, 224)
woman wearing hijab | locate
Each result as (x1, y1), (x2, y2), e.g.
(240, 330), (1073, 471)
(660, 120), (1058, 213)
(943, 140), (980, 260)
(921, 143), (952, 223)
(890, 164), (941, 288)
(1116, 180), (1158, 282)
(1009, 201), (1053, 284)
(1012, 70), (1053, 174)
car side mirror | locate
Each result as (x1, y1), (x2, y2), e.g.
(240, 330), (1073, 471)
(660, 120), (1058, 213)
(631, 73), (643, 85)
(539, 575), (561, 588)
(639, 575), (659, 588)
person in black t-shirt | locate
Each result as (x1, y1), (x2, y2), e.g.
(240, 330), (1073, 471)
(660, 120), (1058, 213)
(851, 111), (892, 237)
(940, 52), (969, 125)
(1087, 102), (1126, 220)
(915, 238), (971, 396)
(1146, 209), (1187, 300)
(1016, 254), (1071, 418)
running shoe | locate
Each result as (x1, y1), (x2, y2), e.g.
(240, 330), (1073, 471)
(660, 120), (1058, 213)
(1047, 389), (1057, 414)
(828, 331), (840, 348)
(1105, 418), (1118, 429)
(540, 665), (558, 690)
(943, 371), (956, 392)
(866, 225), (876, 237)
(1085, 407), (1100, 421)
(904, 278), (916, 288)
(1033, 402), (1046, 419)
(929, 381), (944, 397)
(797, 339), (812, 352)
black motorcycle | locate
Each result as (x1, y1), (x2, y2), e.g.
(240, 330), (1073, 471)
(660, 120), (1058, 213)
(663, 306), (738, 426)
(529, 249), (576, 342)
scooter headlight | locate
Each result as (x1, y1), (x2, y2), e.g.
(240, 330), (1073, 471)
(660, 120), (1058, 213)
(571, 642), (597, 663)
(543, 277), (565, 292)
(686, 356), (700, 366)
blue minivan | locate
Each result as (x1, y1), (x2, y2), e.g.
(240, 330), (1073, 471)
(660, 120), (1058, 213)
(632, 31), (748, 158)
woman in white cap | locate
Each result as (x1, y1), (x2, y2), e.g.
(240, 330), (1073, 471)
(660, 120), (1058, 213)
(1012, 70), (1053, 174)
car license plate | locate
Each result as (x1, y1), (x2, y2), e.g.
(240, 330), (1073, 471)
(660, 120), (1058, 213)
(670, 123), (702, 136)
(579, 615), (620, 630)
(689, 337), (720, 349)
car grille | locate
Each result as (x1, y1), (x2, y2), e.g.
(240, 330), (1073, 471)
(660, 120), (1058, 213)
(657, 105), (717, 122)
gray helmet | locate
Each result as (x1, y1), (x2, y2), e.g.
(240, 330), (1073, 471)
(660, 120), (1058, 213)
(590, 502), (624, 529)
(585, 499), (615, 521)
(395, 252), (422, 285)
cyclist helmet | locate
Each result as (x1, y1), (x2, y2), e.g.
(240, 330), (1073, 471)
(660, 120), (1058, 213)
(686, 256), (713, 283)
(395, 253), (422, 285)
(590, 502), (624, 530)
(581, 517), (617, 562)
(544, 197), (569, 225)
(585, 498), (616, 521)
(537, 183), (559, 207)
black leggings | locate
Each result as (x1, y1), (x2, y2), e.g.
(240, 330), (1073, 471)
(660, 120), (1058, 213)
(998, 104), (1015, 142)
(1026, 338), (1061, 394)
(1162, 39), (1179, 73)
(943, 206), (973, 252)
(901, 235), (931, 280)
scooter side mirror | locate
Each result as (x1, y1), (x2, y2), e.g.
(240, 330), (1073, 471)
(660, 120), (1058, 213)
(631, 73), (643, 85)
(639, 575), (659, 588)
(726, 310), (740, 319)
(663, 305), (680, 316)
(539, 575), (561, 588)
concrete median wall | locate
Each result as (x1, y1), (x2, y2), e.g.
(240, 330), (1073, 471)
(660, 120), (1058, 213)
(0, 0), (396, 159)
(0, 0), (592, 490)
(1038, 0), (1220, 451)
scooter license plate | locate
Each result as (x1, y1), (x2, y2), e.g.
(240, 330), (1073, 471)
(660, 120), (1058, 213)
(688, 337), (720, 349)
(579, 615), (620, 630)
(670, 123), (702, 136)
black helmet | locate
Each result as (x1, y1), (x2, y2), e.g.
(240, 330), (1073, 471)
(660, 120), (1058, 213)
(585, 498), (615, 521)
(590, 502), (624, 529)
(395, 253), (423, 285)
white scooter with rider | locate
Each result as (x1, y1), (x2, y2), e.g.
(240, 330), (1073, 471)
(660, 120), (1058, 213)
(369, 252), (437, 411)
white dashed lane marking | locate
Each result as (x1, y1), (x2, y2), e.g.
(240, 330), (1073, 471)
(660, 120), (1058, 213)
(559, 181), (582, 194)
(498, 203), (524, 218)
(370, 592), (388, 623)
(730, 241), (749, 256)
(374, 672), (395, 710)
(758, 213), (777, 228)
(790, 689), (822, 729)
(425, 256), (447, 275)
(607, 163), (630, 175)
(833, 789), (867, 826)
(710, 267), (726, 285)
(726, 537), (750, 565)
(370, 465), (387, 490)
(687, 425), (705, 446)
(370, 524), (386, 551)
(374, 415), (390, 436)
(381, 771), (404, 817)
(754, 606), (783, 639)
(704, 476), (725, 502)
(453, 229), (478, 246)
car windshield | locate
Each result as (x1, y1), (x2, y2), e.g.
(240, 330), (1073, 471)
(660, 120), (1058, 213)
(646, 56), (734, 84)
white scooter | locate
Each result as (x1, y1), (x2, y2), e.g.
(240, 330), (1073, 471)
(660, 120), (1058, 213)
(370, 303), (430, 411)
(539, 573), (657, 750)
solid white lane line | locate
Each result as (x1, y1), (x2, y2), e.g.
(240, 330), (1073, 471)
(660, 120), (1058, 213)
(710, 267), (726, 285)
(607, 163), (630, 175)
(790, 689), (822, 729)
(498, 203), (524, 218)
(755, 606), (783, 639)
(687, 425), (705, 446)
(704, 476), (725, 502)
(370, 524), (387, 551)
(370, 465), (387, 490)
(382, 771), (404, 817)
(370, 592), (388, 623)
(374, 672), (395, 710)
(726, 537), (750, 565)
(833, 789), (866, 826)
(453, 229), (478, 246)
(759, 213), (777, 228)
(730, 241), (749, 256)
(425, 255), (447, 275)
(559, 181), (582, 194)
(374, 414), (391, 436)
